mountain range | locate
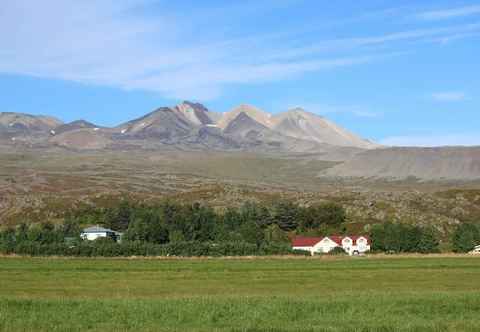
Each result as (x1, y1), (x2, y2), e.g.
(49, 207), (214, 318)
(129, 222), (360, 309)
(1, 102), (479, 180)
(0, 102), (377, 152)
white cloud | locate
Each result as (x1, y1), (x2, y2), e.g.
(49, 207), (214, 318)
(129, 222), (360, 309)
(431, 92), (467, 102)
(1, 1), (480, 101)
(0, 0), (383, 101)
(416, 5), (480, 20)
(380, 134), (480, 147)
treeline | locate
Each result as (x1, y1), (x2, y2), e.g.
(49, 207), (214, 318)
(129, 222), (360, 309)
(3, 239), (305, 257)
(370, 222), (439, 253)
(92, 200), (345, 244)
(0, 200), (346, 256)
(1, 199), (477, 256)
(371, 222), (480, 254)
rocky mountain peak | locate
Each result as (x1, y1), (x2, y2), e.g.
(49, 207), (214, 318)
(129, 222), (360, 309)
(217, 104), (273, 129)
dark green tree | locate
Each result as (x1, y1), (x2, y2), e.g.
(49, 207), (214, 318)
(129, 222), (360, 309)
(371, 222), (439, 253)
(452, 223), (480, 253)
(238, 220), (265, 246)
(15, 223), (29, 244)
(125, 207), (169, 244)
(104, 200), (133, 231)
(239, 201), (271, 227)
(184, 203), (218, 242)
(264, 224), (288, 245)
(62, 216), (81, 237)
(417, 227), (440, 253)
(299, 203), (346, 233)
(0, 228), (16, 253)
(272, 201), (301, 231)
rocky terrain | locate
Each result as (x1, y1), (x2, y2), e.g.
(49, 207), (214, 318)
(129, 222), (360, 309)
(1, 101), (480, 232)
(322, 146), (480, 180)
(2, 101), (479, 181)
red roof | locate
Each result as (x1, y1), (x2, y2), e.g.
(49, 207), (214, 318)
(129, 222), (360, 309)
(329, 235), (344, 245)
(291, 236), (323, 247)
(292, 235), (370, 247)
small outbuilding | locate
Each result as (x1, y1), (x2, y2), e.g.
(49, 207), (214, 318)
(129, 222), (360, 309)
(80, 226), (122, 242)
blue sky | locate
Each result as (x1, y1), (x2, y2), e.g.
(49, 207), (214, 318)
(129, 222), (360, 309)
(0, 0), (479, 146)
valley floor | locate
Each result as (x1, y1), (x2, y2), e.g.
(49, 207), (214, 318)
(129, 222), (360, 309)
(0, 256), (479, 331)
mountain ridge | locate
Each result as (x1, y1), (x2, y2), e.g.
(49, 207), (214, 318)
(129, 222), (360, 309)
(4, 102), (479, 180)
(1, 101), (377, 152)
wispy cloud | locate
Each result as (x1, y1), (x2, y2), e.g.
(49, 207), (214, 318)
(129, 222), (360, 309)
(416, 5), (480, 20)
(1, 1), (480, 101)
(259, 23), (480, 62)
(286, 103), (381, 118)
(380, 133), (480, 147)
(0, 0), (384, 100)
(431, 31), (480, 44)
(431, 92), (468, 102)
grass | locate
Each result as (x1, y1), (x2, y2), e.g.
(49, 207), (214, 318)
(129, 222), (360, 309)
(1, 256), (480, 331)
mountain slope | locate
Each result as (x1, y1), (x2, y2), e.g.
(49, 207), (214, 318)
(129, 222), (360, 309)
(0, 112), (62, 133)
(271, 108), (377, 149)
(50, 128), (113, 150)
(321, 146), (480, 180)
(216, 106), (378, 150)
(116, 107), (194, 140)
(53, 120), (98, 135)
(224, 112), (269, 138)
(221, 112), (339, 153)
(175, 101), (215, 126)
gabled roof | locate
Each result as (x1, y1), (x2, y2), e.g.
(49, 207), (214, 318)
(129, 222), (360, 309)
(328, 236), (344, 246)
(350, 235), (371, 245)
(291, 236), (323, 247)
(330, 235), (371, 245)
(82, 226), (116, 233)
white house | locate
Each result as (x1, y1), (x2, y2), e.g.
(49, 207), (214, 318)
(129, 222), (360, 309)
(80, 226), (122, 242)
(469, 245), (480, 255)
(292, 235), (371, 256)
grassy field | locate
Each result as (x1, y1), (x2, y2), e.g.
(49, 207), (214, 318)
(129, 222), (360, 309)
(1, 256), (480, 331)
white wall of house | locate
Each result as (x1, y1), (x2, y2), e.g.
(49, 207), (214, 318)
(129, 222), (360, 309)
(313, 237), (339, 253)
(470, 245), (480, 254)
(293, 236), (371, 256)
(81, 232), (109, 241)
(343, 237), (370, 255)
(292, 245), (314, 252)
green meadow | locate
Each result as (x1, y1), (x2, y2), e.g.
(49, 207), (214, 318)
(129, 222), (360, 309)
(1, 256), (479, 331)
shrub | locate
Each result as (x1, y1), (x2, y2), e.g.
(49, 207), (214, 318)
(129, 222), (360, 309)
(329, 247), (346, 255)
